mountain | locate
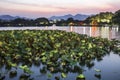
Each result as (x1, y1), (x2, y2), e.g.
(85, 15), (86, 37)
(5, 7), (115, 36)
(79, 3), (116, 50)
(0, 15), (28, 21)
(73, 14), (89, 20)
(0, 15), (17, 21)
(50, 14), (73, 20)
(49, 14), (89, 20)
(0, 14), (89, 21)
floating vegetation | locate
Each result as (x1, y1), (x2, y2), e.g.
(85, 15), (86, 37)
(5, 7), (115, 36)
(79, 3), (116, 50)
(9, 70), (17, 78)
(19, 65), (33, 74)
(0, 30), (120, 80)
(47, 73), (52, 78)
(94, 68), (101, 72)
(61, 73), (67, 78)
(76, 74), (85, 80)
(19, 74), (30, 80)
(94, 74), (101, 79)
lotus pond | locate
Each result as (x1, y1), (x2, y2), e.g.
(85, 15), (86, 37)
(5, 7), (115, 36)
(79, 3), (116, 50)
(0, 30), (120, 80)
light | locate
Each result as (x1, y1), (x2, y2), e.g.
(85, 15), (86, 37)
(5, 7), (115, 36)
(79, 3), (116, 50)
(69, 22), (74, 26)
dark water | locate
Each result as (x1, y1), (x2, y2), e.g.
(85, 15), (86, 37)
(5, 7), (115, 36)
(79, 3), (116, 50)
(1, 52), (120, 80)
(84, 52), (120, 80)
(0, 26), (120, 80)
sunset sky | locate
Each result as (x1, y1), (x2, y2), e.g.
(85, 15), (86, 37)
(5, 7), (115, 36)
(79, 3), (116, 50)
(0, 0), (120, 18)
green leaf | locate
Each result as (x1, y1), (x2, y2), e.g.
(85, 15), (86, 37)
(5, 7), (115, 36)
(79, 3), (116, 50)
(0, 41), (3, 46)
(77, 74), (85, 79)
(81, 40), (85, 43)
(78, 52), (83, 57)
(88, 43), (92, 49)
(94, 68), (101, 72)
(47, 73), (52, 78)
(19, 65), (33, 74)
(54, 43), (61, 48)
(8, 61), (17, 67)
(61, 73), (67, 78)
(41, 56), (47, 63)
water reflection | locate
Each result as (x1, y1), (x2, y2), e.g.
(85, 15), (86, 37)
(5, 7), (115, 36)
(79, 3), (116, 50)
(70, 26), (74, 32)
(90, 26), (98, 37)
(71, 26), (120, 40)
(0, 26), (119, 40)
(84, 53), (120, 80)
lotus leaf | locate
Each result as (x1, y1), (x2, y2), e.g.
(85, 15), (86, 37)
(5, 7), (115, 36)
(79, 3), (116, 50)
(78, 52), (83, 57)
(0, 41), (3, 46)
(41, 57), (47, 63)
(0, 30), (119, 80)
(47, 73), (52, 78)
(94, 68), (101, 72)
(61, 73), (67, 78)
(19, 65), (33, 74)
(77, 74), (85, 79)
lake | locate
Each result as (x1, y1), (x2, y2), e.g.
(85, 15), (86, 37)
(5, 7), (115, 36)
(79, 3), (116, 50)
(0, 26), (120, 40)
(0, 26), (120, 80)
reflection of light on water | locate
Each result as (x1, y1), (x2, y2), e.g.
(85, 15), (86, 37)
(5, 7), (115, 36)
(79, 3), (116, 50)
(90, 26), (98, 37)
(92, 27), (97, 37)
(45, 26), (48, 30)
(101, 27), (110, 39)
(70, 26), (73, 32)
(116, 27), (119, 32)
(83, 27), (86, 34)
(52, 24), (56, 30)
(90, 27), (91, 36)
(113, 27), (119, 32)
(0, 26), (119, 40)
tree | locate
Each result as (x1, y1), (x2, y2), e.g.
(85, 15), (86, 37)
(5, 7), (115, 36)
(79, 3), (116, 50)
(56, 19), (67, 26)
(66, 18), (74, 26)
(12, 18), (30, 26)
(112, 10), (120, 26)
(35, 17), (50, 26)
(67, 18), (74, 23)
(84, 12), (113, 25)
(84, 17), (92, 25)
(0, 19), (2, 26)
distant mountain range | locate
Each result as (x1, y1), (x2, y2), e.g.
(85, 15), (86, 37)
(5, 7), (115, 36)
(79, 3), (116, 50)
(0, 14), (89, 21)
(0, 15), (28, 21)
(49, 14), (89, 20)
(0, 15), (19, 21)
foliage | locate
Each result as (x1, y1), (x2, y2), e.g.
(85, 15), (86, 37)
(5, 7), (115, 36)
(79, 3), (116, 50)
(77, 74), (85, 79)
(0, 17), (52, 27)
(19, 65), (33, 74)
(56, 18), (81, 26)
(94, 68), (101, 72)
(61, 73), (67, 78)
(112, 9), (120, 26)
(35, 17), (50, 26)
(0, 30), (119, 79)
(85, 12), (113, 25)
(0, 9), (120, 27)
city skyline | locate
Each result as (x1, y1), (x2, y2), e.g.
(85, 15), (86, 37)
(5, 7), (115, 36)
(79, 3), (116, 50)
(0, 0), (120, 18)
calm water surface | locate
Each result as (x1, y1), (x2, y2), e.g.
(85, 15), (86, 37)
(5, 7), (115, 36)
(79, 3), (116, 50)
(0, 26), (120, 40)
(0, 26), (120, 80)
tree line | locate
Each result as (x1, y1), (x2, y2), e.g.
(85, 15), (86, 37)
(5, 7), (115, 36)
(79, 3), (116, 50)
(0, 18), (52, 27)
(0, 9), (120, 27)
(85, 10), (120, 26)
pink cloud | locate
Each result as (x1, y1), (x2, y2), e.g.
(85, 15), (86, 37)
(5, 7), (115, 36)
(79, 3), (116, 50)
(0, 0), (120, 18)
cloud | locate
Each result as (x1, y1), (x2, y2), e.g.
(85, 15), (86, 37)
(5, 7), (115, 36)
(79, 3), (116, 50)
(0, 0), (120, 17)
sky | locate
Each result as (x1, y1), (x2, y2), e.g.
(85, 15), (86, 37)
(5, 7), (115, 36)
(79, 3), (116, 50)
(0, 0), (120, 18)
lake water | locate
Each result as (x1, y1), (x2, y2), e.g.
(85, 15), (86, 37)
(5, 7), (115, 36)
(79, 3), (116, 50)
(0, 26), (120, 80)
(0, 26), (120, 40)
